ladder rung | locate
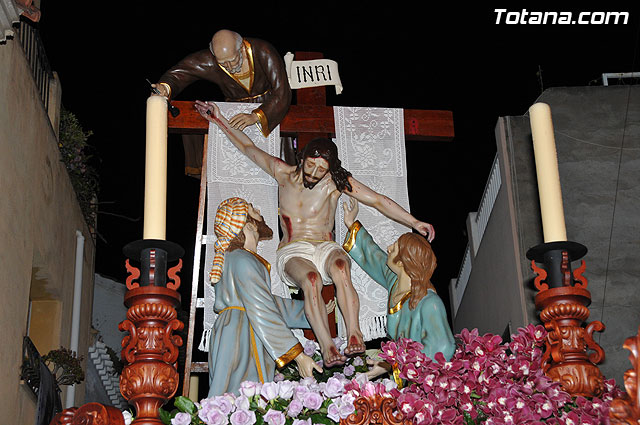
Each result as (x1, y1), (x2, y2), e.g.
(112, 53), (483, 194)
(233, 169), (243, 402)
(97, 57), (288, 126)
(191, 362), (209, 373)
(196, 298), (205, 308)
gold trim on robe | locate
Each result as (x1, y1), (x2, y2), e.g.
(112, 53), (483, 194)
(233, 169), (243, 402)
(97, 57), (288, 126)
(342, 221), (362, 252)
(275, 343), (303, 368)
(253, 108), (270, 137)
(218, 306), (265, 383)
(387, 279), (411, 314)
(242, 248), (271, 274)
(217, 39), (255, 94)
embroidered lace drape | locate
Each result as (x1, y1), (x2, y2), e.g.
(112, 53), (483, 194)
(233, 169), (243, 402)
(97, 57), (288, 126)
(332, 106), (411, 341)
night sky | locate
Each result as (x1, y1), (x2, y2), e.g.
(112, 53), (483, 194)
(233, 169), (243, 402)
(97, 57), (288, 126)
(36, 5), (640, 316)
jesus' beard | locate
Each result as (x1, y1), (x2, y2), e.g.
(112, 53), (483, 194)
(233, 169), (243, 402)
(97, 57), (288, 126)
(254, 216), (274, 241)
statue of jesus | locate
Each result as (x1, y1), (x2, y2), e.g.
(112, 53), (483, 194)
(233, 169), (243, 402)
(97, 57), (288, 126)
(195, 100), (435, 367)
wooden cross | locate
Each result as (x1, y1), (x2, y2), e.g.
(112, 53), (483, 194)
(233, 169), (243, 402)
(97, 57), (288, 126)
(166, 52), (453, 143)
(170, 52), (454, 396)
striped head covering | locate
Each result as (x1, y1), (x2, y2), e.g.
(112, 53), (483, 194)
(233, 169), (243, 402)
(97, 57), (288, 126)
(209, 197), (249, 283)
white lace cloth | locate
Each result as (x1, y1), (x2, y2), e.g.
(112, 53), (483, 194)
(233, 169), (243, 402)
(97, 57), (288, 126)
(332, 106), (411, 341)
(199, 104), (411, 350)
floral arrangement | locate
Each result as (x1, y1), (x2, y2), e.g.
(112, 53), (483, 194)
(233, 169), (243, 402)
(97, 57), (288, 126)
(380, 325), (623, 424)
(158, 373), (395, 425)
(123, 326), (623, 425)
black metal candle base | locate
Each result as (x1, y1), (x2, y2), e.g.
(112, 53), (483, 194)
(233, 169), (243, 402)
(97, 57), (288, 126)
(526, 241), (587, 288)
(123, 239), (184, 287)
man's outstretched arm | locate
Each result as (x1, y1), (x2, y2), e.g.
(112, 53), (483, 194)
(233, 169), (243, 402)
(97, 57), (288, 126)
(345, 176), (435, 241)
(195, 100), (287, 179)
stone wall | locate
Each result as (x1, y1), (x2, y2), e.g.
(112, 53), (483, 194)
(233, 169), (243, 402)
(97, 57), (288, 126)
(0, 36), (96, 421)
(453, 86), (640, 385)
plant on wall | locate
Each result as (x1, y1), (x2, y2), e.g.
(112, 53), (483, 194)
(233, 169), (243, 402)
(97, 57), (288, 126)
(58, 107), (98, 227)
(42, 346), (85, 387)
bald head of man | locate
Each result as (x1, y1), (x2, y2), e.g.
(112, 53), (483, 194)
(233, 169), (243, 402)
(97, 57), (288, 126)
(211, 30), (244, 74)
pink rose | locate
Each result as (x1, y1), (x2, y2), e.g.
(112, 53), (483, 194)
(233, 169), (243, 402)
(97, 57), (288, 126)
(323, 377), (344, 398)
(261, 382), (279, 401)
(302, 391), (323, 410)
(287, 399), (303, 418)
(171, 412), (191, 425)
(278, 380), (296, 399)
(239, 381), (261, 398)
(230, 409), (256, 425)
(263, 409), (286, 425)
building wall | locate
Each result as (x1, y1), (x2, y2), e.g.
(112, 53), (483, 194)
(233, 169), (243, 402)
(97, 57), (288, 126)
(453, 86), (640, 386)
(0, 35), (96, 420)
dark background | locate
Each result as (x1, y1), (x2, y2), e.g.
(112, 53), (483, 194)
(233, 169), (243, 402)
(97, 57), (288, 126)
(37, 4), (640, 319)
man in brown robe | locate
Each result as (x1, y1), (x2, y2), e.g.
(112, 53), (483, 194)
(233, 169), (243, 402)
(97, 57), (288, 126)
(154, 29), (292, 175)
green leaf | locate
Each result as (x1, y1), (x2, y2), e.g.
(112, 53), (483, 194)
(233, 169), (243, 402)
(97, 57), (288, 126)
(174, 396), (197, 414)
(309, 413), (338, 425)
(158, 408), (172, 425)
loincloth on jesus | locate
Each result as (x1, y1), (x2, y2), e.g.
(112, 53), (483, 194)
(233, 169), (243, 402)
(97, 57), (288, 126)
(276, 240), (349, 287)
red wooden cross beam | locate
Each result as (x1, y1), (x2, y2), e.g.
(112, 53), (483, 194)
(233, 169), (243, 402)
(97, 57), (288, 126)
(166, 55), (454, 142)
(167, 101), (454, 141)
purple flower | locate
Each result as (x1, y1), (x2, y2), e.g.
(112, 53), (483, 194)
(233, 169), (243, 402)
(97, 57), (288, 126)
(263, 409), (286, 425)
(343, 365), (355, 377)
(278, 380), (296, 399)
(235, 395), (250, 411)
(292, 419), (311, 425)
(200, 408), (229, 425)
(332, 337), (345, 352)
(229, 410), (256, 425)
(212, 396), (234, 415)
(171, 412), (192, 425)
(326, 402), (341, 422)
(302, 391), (324, 410)
(303, 340), (317, 356)
(352, 356), (364, 367)
(287, 399), (303, 417)
(239, 381), (261, 398)
(273, 373), (284, 383)
(338, 400), (355, 419)
(323, 377), (344, 398)
(261, 382), (280, 401)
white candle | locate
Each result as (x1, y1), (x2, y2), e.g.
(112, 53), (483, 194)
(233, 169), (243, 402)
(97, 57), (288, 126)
(529, 102), (567, 242)
(143, 95), (168, 240)
(189, 375), (199, 402)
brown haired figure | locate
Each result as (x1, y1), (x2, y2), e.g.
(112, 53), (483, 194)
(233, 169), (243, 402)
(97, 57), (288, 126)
(342, 197), (455, 379)
(196, 101), (435, 368)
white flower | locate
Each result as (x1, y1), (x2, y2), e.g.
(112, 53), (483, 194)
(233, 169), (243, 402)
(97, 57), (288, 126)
(122, 411), (133, 425)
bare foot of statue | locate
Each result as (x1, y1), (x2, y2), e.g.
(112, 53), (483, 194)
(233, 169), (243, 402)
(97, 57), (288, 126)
(323, 344), (347, 368)
(344, 332), (366, 357)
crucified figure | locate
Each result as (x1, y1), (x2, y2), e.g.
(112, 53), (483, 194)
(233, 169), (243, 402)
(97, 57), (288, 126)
(195, 100), (435, 367)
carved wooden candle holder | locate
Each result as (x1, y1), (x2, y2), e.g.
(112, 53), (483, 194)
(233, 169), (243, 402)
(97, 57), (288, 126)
(610, 325), (640, 424)
(528, 241), (606, 397)
(341, 394), (409, 425)
(119, 240), (185, 425)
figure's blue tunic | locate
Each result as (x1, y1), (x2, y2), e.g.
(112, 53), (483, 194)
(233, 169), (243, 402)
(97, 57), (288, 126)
(208, 249), (308, 396)
(343, 222), (456, 361)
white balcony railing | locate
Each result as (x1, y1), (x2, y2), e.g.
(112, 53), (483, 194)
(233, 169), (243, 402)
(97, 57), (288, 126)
(451, 154), (501, 316)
